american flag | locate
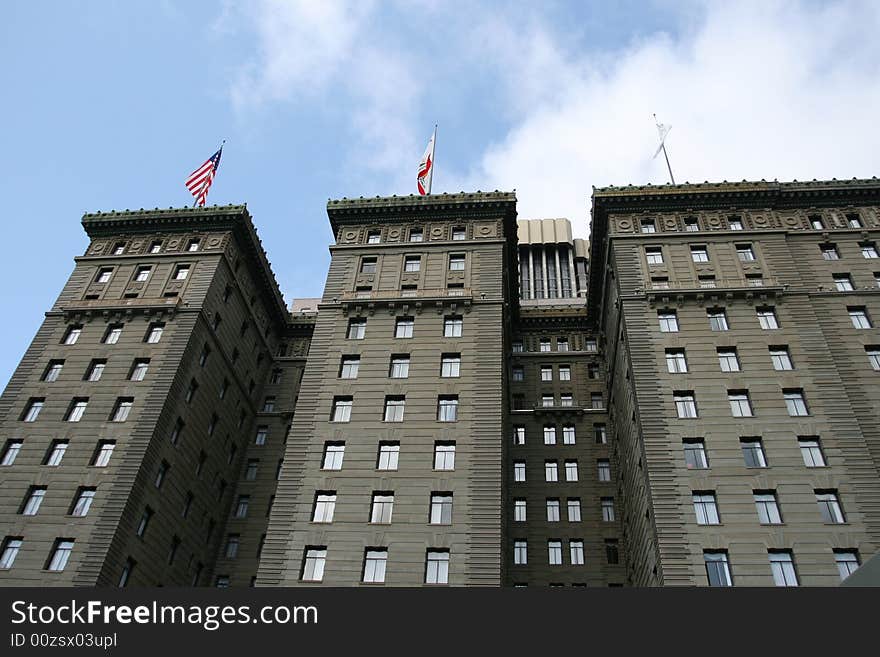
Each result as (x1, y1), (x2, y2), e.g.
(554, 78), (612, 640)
(185, 146), (223, 206)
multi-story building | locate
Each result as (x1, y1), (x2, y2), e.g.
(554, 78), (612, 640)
(1, 178), (878, 587)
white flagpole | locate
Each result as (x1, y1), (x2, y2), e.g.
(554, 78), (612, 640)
(652, 114), (675, 185)
(429, 124), (437, 194)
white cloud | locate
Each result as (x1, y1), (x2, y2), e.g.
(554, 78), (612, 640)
(224, 0), (880, 237)
(460, 0), (880, 235)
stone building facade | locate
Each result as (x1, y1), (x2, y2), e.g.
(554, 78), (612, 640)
(1, 178), (878, 586)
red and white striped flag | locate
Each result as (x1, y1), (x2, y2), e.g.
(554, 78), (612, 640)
(185, 145), (223, 207)
(417, 126), (436, 195)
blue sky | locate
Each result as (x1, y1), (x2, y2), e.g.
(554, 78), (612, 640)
(1, 0), (879, 387)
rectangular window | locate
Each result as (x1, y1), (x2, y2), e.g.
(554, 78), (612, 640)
(1, 440), (23, 466)
(44, 440), (68, 466)
(784, 389), (809, 416)
(741, 438), (767, 468)
(736, 244), (756, 262)
(746, 273), (764, 287)
(866, 346), (880, 370)
(377, 442), (400, 470)
(707, 308), (729, 331)
(757, 306), (779, 329)
(542, 394), (555, 407)
(129, 358), (149, 381)
(585, 339), (597, 352)
(444, 315), (463, 337)
(382, 396), (405, 422)
(674, 392), (697, 418)
(820, 243), (840, 260)
(834, 274), (855, 291)
(861, 242), (879, 259)
(545, 461), (558, 482)
(409, 228), (423, 242)
(245, 459), (258, 481)
(514, 540), (528, 565)
(514, 500), (527, 522)
(47, 539), (75, 572)
(512, 366), (524, 381)
(693, 492), (720, 525)
(363, 549), (387, 584)
(20, 486), (47, 516)
(514, 461), (526, 482)
(134, 266), (151, 282)
(135, 508), (153, 537)
(332, 396), (353, 422)
(685, 218), (700, 231)
(154, 461), (169, 488)
(430, 493), (453, 525)
(605, 539), (620, 564)
(437, 395), (458, 421)
(360, 257), (377, 274)
(449, 254), (465, 271)
(425, 550), (450, 584)
(301, 548), (326, 582)
(234, 495), (249, 518)
(601, 498), (615, 522)
(96, 267), (113, 284)
(63, 325), (83, 345)
(559, 365), (572, 381)
(728, 218), (743, 230)
(434, 441), (455, 470)
(312, 492), (336, 523)
(452, 227), (466, 241)
(91, 440), (115, 467)
(567, 498), (582, 522)
(512, 341), (523, 352)
(570, 540), (585, 565)
(548, 541), (563, 565)
(597, 459), (611, 482)
(367, 231), (381, 244)
(769, 346), (793, 370)
(389, 354), (410, 378)
(394, 316), (414, 338)
(652, 276), (670, 289)
(728, 390), (753, 417)
(704, 551), (731, 587)
(835, 550), (861, 580)
(1, 537), (23, 569)
(149, 241), (162, 253)
(769, 551), (798, 587)
(562, 425), (576, 445)
(799, 437), (826, 467)
(541, 365), (553, 382)
(22, 398), (44, 422)
(848, 306), (872, 329)
(111, 397), (133, 422)
(42, 360), (64, 382)
(716, 348), (740, 372)
(755, 491), (782, 524)
(65, 398), (88, 422)
(441, 353), (461, 377)
(810, 216), (824, 230)
(187, 239), (200, 252)
(640, 219), (656, 233)
(816, 490), (845, 523)
(658, 311), (679, 332)
(848, 214), (862, 228)
(546, 498), (560, 522)
(322, 442), (345, 470)
(699, 275), (717, 288)
(254, 425), (268, 445)
(145, 323), (164, 343)
(347, 318), (366, 339)
(103, 324), (123, 344)
(690, 245), (709, 262)
(173, 265), (190, 281)
(645, 247), (663, 265)
(589, 393), (601, 409)
(70, 487), (96, 517)
(683, 439), (708, 469)
(370, 492), (394, 524)
(564, 460), (578, 482)
(339, 355), (360, 379)
(595, 424), (607, 444)
(513, 426), (526, 445)
(665, 349), (688, 373)
(400, 255), (421, 273)
(543, 425), (557, 445)
(539, 339), (551, 352)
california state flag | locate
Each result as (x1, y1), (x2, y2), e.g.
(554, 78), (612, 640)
(417, 126), (436, 195)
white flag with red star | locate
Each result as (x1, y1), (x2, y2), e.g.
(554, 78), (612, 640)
(417, 127), (436, 195)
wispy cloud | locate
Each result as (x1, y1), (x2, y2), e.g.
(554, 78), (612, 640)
(222, 0), (880, 235)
